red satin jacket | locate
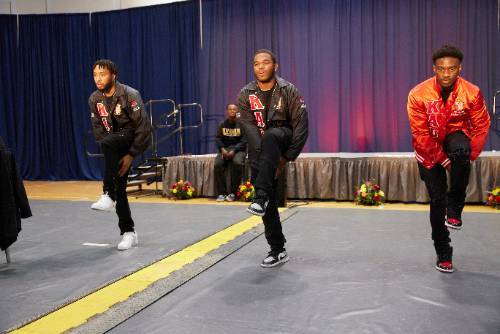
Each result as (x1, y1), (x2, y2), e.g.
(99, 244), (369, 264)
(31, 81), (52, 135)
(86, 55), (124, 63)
(407, 76), (490, 169)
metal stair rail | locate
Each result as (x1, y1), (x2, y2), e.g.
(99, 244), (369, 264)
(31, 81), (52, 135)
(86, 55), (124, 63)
(127, 100), (203, 196)
(154, 102), (204, 156)
(493, 90), (500, 135)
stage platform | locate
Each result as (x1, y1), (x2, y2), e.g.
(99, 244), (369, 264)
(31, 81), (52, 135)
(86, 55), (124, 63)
(162, 151), (500, 202)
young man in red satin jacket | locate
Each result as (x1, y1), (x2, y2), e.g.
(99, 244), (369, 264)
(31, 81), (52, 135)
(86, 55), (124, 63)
(407, 44), (490, 273)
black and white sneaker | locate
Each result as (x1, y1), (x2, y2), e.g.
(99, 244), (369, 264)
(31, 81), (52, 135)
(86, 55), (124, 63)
(247, 197), (269, 216)
(261, 250), (289, 268)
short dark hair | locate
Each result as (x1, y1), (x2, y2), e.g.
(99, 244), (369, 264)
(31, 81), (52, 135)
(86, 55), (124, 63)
(432, 44), (463, 64)
(253, 49), (277, 64)
(93, 59), (118, 75)
(226, 103), (237, 109)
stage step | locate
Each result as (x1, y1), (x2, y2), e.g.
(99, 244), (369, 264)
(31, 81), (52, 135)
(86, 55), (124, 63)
(136, 164), (163, 171)
(127, 180), (148, 186)
(128, 172), (157, 180)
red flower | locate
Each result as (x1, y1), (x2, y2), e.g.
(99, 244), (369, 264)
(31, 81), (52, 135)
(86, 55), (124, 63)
(182, 186), (188, 191)
(236, 192), (241, 197)
(373, 195), (381, 201)
(496, 196), (500, 203)
(374, 185), (380, 191)
(172, 184), (177, 189)
(186, 182), (191, 186)
(246, 182), (251, 187)
(354, 191), (358, 197)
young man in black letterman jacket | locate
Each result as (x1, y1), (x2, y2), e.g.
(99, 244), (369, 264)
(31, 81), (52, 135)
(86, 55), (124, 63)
(88, 59), (151, 250)
(237, 49), (308, 267)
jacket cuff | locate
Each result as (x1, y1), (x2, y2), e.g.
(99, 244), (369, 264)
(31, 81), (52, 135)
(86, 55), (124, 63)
(283, 151), (296, 161)
(439, 157), (451, 169)
(128, 147), (139, 157)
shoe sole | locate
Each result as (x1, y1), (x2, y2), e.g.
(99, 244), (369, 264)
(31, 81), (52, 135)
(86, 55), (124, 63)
(246, 207), (265, 217)
(260, 256), (289, 268)
(117, 241), (138, 251)
(117, 244), (138, 251)
(445, 222), (462, 230)
(91, 207), (115, 212)
(435, 265), (455, 273)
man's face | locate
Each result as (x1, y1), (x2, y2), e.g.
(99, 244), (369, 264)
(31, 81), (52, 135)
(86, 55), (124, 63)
(226, 104), (238, 119)
(253, 53), (278, 83)
(93, 66), (115, 92)
(433, 57), (461, 89)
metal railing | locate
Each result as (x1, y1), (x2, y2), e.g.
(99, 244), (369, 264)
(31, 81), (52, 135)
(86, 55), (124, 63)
(85, 99), (203, 157)
(493, 90), (500, 134)
(152, 102), (203, 156)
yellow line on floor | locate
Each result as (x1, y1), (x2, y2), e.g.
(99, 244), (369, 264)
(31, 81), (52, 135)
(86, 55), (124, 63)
(27, 194), (498, 213)
(9, 210), (285, 334)
(27, 195), (250, 206)
(304, 201), (498, 213)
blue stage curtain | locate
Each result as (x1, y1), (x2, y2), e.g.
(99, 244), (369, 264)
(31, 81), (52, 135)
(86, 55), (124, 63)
(90, 2), (201, 158)
(0, 15), (18, 152)
(0, 2), (200, 179)
(199, 0), (500, 154)
(14, 14), (100, 179)
(0, 0), (499, 180)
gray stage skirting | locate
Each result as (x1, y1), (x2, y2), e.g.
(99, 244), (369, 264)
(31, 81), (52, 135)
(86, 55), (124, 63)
(162, 152), (500, 203)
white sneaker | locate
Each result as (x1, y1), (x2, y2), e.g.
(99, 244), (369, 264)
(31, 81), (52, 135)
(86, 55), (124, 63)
(216, 195), (226, 202)
(91, 193), (115, 212)
(117, 232), (138, 251)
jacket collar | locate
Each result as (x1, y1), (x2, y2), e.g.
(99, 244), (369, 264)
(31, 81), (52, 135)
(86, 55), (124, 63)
(98, 81), (125, 99)
(433, 76), (460, 110)
(248, 76), (289, 92)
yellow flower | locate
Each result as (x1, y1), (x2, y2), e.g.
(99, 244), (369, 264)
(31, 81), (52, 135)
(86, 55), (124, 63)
(360, 184), (367, 192)
(379, 190), (384, 197)
(187, 190), (192, 197)
(172, 189), (177, 194)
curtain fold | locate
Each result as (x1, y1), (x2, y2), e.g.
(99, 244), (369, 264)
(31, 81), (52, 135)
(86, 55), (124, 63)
(199, 0), (500, 154)
(0, 0), (499, 180)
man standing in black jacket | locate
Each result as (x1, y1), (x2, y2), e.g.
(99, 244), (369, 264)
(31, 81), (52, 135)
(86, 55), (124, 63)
(214, 103), (247, 202)
(237, 50), (309, 267)
(88, 59), (151, 251)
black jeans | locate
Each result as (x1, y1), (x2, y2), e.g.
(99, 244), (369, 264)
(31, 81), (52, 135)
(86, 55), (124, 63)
(418, 131), (471, 259)
(100, 132), (135, 235)
(252, 127), (293, 252)
(214, 151), (246, 195)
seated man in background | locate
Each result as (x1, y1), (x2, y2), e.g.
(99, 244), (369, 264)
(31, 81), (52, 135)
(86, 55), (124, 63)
(214, 103), (247, 202)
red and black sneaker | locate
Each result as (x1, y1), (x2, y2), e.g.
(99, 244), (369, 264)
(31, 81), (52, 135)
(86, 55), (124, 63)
(435, 260), (454, 273)
(445, 217), (462, 230)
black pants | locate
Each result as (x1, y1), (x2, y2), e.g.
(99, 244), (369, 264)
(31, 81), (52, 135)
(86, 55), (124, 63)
(100, 132), (135, 235)
(418, 131), (471, 259)
(214, 151), (246, 195)
(252, 127), (293, 252)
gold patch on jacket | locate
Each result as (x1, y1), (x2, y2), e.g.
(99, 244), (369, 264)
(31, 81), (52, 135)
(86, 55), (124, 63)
(222, 128), (241, 136)
(114, 104), (122, 116)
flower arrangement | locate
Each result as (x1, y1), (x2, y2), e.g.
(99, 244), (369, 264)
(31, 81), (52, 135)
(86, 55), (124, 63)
(236, 181), (255, 202)
(170, 179), (195, 200)
(486, 186), (500, 209)
(354, 180), (385, 206)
